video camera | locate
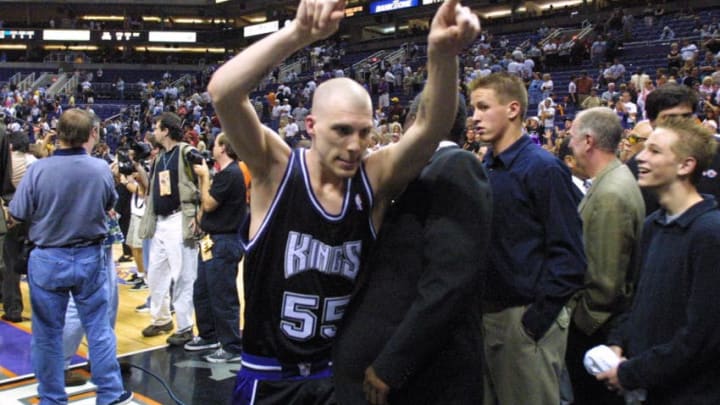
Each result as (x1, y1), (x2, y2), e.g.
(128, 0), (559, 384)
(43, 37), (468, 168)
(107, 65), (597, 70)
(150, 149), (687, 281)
(185, 148), (214, 167)
(117, 139), (152, 175)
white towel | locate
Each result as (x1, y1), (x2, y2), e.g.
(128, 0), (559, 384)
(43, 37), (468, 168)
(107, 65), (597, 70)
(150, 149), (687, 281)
(584, 345), (647, 403)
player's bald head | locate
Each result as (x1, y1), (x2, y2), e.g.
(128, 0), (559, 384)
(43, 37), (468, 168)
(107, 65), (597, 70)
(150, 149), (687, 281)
(311, 78), (372, 118)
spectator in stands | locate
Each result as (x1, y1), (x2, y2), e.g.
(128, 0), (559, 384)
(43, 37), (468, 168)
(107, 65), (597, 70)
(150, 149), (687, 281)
(284, 116), (299, 146)
(541, 73), (554, 99)
(540, 98), (556, 134)
(665, 43), (681, 73)
(699, 51), (718, 79)
(622, 91), (639, 127)
(680, 38), (699, 63)
(291, 101), (309, 137)
(378, 77), (390, 110)
(543, 40), (559, 67)
(576, 71), (594, 107)
(567, 75), (578, 107)
(508, 53), (524, 77)
(582, 88), (602, 110)
(681, 66), (701, 88)
(111, 77), (123, 100)
(598, 117), (720, 404)
(591, 35), (607, 67)
(622, 11), (634, 42)
(601, 82), (619, 104)
(605, 58), (626, 84)
(659, 25), (675, 41)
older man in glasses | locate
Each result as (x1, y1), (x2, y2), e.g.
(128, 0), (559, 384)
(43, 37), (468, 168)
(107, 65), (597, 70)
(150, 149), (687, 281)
(620, 121), (652, 163)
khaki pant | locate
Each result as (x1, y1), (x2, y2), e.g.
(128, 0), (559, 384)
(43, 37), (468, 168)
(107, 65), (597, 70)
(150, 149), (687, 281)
(482, 305), (570, 405)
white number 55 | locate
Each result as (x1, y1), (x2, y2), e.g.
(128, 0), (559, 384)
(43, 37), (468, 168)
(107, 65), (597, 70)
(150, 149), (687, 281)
(280, 292), (350, 341)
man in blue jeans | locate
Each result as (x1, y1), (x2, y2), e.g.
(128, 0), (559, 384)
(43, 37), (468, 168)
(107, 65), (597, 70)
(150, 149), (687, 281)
(8, 108), (132, 405)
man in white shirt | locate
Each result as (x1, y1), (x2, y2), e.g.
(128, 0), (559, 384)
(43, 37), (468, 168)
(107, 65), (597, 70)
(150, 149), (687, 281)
(540, 98), (556, 131)
(622, 91), (638, 125)
(680, 39), (699, 61)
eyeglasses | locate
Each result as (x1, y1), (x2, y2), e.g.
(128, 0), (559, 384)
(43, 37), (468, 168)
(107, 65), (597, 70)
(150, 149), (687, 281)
(627, 133), (648, 145)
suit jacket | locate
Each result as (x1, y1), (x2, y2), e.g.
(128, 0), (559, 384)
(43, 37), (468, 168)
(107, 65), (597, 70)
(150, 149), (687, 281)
(333, 144), (492, 405)
(573, 159), (645, 335)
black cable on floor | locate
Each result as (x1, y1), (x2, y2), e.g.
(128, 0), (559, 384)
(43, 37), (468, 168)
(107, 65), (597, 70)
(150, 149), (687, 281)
(121, 362), (187, 405)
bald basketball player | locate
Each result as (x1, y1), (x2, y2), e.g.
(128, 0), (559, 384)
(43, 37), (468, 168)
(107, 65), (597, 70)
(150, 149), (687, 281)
(207, 0), (480, 403)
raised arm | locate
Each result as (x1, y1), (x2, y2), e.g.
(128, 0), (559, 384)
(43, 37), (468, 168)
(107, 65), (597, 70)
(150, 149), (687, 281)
(365, 0), (480, 211)
(207, 0), (347, 181)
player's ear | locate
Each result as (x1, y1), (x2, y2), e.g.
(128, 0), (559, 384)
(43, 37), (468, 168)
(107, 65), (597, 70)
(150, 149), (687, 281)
(306, 115), (317, 138)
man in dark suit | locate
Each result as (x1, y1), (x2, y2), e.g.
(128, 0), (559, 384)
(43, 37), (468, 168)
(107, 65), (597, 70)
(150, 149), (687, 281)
(333, 94), (492, 405)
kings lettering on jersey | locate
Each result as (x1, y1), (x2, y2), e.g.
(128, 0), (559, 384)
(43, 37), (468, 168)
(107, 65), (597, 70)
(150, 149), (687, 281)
(284, 231), (362, 281)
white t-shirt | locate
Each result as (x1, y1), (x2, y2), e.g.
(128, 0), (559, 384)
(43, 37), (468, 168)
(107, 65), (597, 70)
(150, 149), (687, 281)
(681, 43), (698, 61)
(130, 193), (146, 217)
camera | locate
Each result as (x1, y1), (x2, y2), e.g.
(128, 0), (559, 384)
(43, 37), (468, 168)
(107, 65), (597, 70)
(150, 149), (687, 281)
(116, 139), (152, 175)
(129, 138), (152, 160)
(185, 149), (214, 167)
(116, 149), (136, 175)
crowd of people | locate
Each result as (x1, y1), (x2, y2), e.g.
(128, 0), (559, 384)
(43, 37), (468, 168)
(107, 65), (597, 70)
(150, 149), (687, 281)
(1, 0), (720, 404)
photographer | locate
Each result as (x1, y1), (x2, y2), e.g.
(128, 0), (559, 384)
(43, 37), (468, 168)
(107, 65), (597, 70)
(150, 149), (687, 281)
(112, 142), (151, 291)
(184, 132), (246, 363)
(138, 112), (201, 346)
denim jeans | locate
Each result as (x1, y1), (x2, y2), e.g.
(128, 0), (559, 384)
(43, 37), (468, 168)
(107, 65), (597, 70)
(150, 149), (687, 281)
(63, 246), (119, 368)
(194, 234), (243, 353)
(29, 245), (123, 405)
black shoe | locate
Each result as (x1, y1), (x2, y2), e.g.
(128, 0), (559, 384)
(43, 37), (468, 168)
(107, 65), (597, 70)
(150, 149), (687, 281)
(110, 390), (134, 405)
(125, 273), (143, 285)
(184, 336), (221, 351)
(142, 321), (174, 337)
(167, 329), (193, 346)
(129, 281), (148, 292)
(1, 313), (23, 323)
(64, 370), (89, 386)
(135, 302), (150, 313)
(118, 255), (133, 263)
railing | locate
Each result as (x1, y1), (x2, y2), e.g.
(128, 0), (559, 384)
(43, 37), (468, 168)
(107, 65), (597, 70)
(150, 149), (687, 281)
(170, 73), (192, 88)
(8, 72), (22, 87)
(622, 34), (703, 49)
(30, 72), (57, 93)
(16, 72), (36, 92)
(383, 47), (406, 68)
(279, 57), (307, 83)
(351, 50), (387, 74)
(46, 73), (70, 97)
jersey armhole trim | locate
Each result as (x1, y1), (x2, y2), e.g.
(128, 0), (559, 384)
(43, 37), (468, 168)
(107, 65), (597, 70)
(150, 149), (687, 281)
(243, 151), (296, 252)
